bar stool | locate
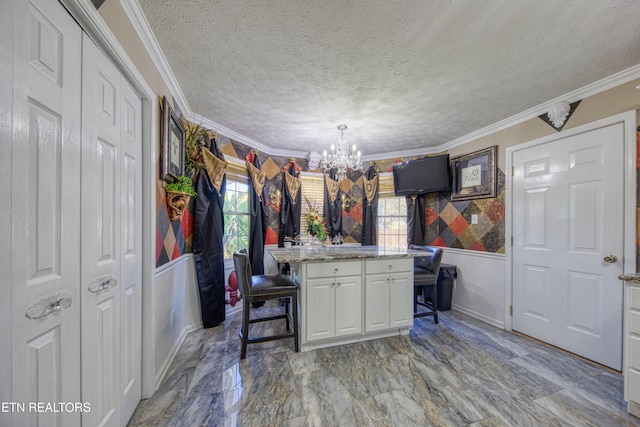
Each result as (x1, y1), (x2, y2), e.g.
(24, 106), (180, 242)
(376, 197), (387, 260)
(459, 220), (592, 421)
(233, 249), (300, 359)
(409, 245), (443, 323)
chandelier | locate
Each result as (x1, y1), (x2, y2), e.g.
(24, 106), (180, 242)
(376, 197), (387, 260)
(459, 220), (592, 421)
(320, 124), (363, 181)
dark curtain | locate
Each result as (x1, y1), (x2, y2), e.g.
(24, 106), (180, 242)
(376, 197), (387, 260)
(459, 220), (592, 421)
(323, 170), (342, 239)
(244, 151), (268, 275)
(193, 137), (227, 328)
(361, 165), (379, 246)
(406, 195), (426, 247)
(278, 161), (302, 246)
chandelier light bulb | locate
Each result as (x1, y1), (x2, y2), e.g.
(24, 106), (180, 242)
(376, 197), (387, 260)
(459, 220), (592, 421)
(319, 124), (364, 181)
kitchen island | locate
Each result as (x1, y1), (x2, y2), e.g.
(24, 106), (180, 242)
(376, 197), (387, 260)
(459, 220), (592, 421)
(267, 245), (424, 351)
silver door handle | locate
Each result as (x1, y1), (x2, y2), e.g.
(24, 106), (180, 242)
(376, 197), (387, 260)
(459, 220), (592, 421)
(25, 291), (72, 320)
(604, 255), (618, 263)
(88, 274), (117, 293)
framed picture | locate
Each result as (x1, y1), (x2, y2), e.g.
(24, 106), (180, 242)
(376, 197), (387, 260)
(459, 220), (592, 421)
(451, 145), (497, 201)
(161, 96), (184, 182)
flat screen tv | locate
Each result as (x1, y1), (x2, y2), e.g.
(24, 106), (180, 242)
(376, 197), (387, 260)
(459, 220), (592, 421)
(392, 154), (451, 196)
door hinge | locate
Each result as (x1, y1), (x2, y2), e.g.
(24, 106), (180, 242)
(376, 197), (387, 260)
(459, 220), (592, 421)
(510, 236), (513, 246)
(511, 166), (514, 176)
(510, 305), (513, 316)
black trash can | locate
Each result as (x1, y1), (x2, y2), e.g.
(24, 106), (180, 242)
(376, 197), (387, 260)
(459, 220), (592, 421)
(426, 263), (457, 311)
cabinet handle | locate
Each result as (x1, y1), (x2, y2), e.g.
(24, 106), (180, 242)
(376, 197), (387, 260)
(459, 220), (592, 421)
(334, 268), (339, 273)
(391, 278), (395, 284)
(386, 278), (390, 284)
(25, 291), (73, 320)
(88, 274), (118, 294)
(388, 265), (393, 270)
(337, 282), (341, 287)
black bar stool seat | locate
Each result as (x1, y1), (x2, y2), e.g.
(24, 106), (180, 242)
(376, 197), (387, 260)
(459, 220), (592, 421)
(233, 249), (300, 359)
(409, 245), (444, 324)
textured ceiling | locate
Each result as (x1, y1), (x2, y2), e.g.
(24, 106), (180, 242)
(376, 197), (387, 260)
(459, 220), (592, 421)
(137, 0), (640, 158)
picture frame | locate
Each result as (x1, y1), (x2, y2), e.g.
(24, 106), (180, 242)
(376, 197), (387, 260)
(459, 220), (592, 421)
(161, 96), (184, 182)
(450, 145), (497, 201)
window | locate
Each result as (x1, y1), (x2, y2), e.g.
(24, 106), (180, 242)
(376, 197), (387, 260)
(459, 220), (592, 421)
(223, 179), (250, 258)
(377, 196), (407, 248)
(300, 174), (324, 240)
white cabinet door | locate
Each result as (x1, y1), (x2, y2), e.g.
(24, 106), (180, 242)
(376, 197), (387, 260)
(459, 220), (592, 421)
(389, 272), (413, 328)
(366, 271), (413, 332)
(365, 274), (390, 332)
(306, 278), (336, 341)
(335, 276), (362, 337)
(9, 0), (83, 425)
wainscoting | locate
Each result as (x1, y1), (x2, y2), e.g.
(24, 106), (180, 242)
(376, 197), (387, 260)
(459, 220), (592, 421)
(442, 247), (506, 329)
(151, 255), (202, 392)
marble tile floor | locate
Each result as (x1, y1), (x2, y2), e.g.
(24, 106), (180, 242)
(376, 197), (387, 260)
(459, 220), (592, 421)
(128, 303), (640, 426)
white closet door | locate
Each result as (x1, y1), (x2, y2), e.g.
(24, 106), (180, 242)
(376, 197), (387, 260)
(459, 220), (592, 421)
(9, 0), (83, 426)
(80, 34), (142, 426)
(118, 64), (143, 426)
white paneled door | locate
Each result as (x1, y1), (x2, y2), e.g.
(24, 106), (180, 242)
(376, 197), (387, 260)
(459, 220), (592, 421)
(81, 34), (142, 426)
(512, 123), (624, 370)
(9, 0), (83, 425)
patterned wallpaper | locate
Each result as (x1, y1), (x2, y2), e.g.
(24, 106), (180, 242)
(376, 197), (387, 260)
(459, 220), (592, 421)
(155, 133), (509, 267)
(425, 169), (506, 253)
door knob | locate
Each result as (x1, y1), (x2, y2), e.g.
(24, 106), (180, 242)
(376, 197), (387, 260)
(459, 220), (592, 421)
(604, 255), (618, 263)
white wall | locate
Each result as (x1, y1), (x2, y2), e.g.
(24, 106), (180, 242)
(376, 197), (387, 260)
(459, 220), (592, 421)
(151, 255), (201, 390)
(443, 248), (506, 329)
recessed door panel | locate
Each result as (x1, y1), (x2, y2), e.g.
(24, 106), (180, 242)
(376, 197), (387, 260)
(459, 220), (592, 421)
(523, 265), (548, 320)
(569, 181), (600, 252)
(29, 4), (61, 85)
(524, 188), (548, 249)
(26, 101), (62, 286)
(567, 271), (601, 336)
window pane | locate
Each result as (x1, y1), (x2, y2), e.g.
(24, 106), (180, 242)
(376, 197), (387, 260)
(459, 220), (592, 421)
(377, 196), (408, 248)
(223, 178), (251, 258)
(236, 191), (249, 213)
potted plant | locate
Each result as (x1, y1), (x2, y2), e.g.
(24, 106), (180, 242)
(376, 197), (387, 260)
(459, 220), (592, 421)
(165, 175), (197, 221)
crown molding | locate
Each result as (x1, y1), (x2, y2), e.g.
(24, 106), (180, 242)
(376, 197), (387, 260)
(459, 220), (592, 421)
(119, 0), (190, 115)
(191, 113), (309, 159)
(120, 0), (310, 160)
(365, 63), (640, 161)
(120, 0), (640, 162)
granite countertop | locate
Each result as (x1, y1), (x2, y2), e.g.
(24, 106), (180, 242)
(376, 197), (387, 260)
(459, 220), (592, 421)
(267, 245), (425, 263)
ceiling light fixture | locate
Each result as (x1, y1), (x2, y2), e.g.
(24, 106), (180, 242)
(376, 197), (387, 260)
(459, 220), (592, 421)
(547, 101), (571, 129)
(321, 124), (363, 181)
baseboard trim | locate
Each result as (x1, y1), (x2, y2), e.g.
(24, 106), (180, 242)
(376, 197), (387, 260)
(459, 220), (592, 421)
(451, 305), (505, 330)
(153, 322), (201, 391)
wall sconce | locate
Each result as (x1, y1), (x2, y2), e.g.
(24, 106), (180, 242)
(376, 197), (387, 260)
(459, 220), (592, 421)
(547, 101), (571, 129)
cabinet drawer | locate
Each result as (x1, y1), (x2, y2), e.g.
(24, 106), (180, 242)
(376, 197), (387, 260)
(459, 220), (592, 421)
(307, 261), (361, 278)
(366, 258), (413, 275)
